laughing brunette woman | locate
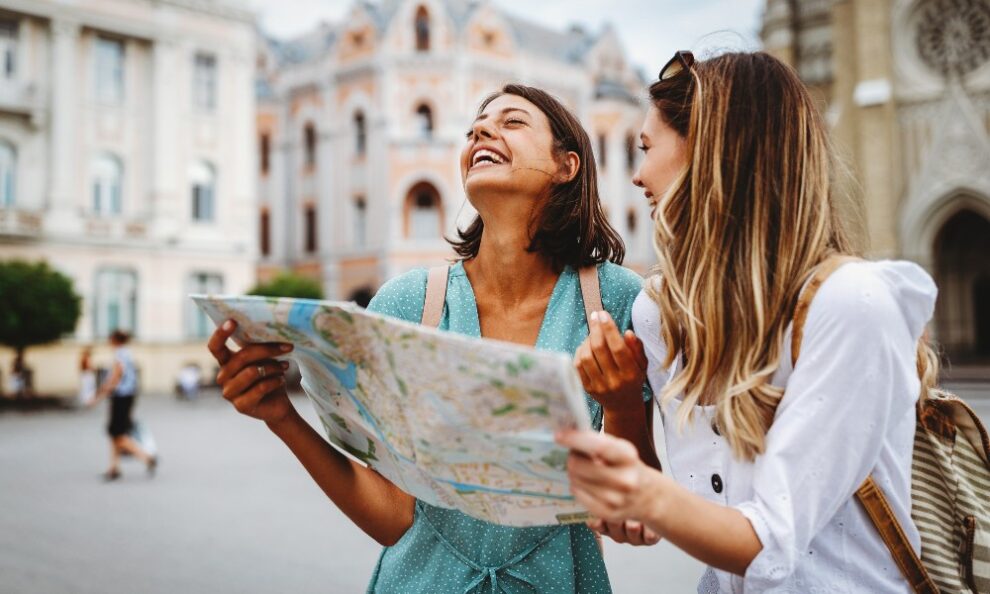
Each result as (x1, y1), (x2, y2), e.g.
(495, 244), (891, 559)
(207, 84), (655, 593)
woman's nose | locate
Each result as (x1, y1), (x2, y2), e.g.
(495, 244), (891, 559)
(470, 120), (496, 140)
(632, 172), (644, 188)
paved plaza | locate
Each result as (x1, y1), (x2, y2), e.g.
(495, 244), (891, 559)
(1, 385), (987, 594)
(0, 391), (709, 594)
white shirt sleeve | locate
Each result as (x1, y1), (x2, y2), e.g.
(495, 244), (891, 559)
(734, 262), (934, 588)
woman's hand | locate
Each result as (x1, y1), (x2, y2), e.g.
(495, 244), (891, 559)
(557, 428), (662, 524)
(208, 319), (296, 427)
(575, 311), (647, 414)
(588, 518), (661, 546)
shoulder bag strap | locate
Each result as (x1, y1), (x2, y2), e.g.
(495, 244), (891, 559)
(578, 265), (604, 325)
(421, 266), (450, 328)
(790, 255), (938, 594)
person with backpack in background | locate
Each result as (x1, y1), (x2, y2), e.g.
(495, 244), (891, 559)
(556, 50), (964, 592)
(90, 329), (157, 481)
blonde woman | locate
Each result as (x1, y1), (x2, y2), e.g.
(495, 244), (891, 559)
(558, 51), (938, 592)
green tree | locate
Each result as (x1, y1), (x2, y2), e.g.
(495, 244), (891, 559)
(248, 271), (324, 300)
(0, 260), (82, 392)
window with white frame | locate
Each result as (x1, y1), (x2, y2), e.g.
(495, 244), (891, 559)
(94, 268), (138, 338)
(187, 272), (223, 338)
(0, 19), (17, 81)
(406, 183), (442, 240)
(193, 52), (217, 111)
(0, 140), (14, 207)
(94, 36), (124, 105)
(190, 160), (216, 222)
(91, 153), (123, 216)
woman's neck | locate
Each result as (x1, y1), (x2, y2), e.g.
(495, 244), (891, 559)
(465, 221), (558, 307)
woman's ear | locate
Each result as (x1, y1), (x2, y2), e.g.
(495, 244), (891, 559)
(555, 151), (580, 184)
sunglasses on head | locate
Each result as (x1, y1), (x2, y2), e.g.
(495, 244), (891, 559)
(659, 50), (695, 81)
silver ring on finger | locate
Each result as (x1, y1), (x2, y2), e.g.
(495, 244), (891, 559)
(257, 364), (266, 378)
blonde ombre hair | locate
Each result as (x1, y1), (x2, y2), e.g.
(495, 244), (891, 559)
(646, 52), (938, 461)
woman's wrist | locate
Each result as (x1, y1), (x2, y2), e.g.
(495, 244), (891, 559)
(266, 408), (305, 437)
(634, 466), (674, 533)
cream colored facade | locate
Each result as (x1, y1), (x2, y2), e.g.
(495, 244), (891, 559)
(763, 0), (990, 364)
(255, 0), (652, 304)
(0, 0), (257, 394)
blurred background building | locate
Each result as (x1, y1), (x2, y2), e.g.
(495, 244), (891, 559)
(0, 0), (257, 392)
(763, 0), (990, 368)
(3, 0), (987, 394)
(254, 0), (649, 303)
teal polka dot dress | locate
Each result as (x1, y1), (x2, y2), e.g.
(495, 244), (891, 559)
(365, 260), (646, 594)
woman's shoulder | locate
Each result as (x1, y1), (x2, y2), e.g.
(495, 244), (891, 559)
(594, 262), (645, 330)
(596, 261), (644, 307)
(807, 259), (937, 339)
(366, 268), (429, 323)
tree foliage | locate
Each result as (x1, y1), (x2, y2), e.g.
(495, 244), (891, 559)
(0, 260), (82, 351)
(247, 271), (324, 300)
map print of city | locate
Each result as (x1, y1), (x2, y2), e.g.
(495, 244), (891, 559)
(191, 295), (593, 526)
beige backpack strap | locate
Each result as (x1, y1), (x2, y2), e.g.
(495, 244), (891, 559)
(421, 266), (450, 328)
(855, 479), (940, 594)
(578, 265), (603, 324)
(790, 255), (938, 594)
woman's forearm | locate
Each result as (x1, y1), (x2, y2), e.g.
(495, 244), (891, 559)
(267, 410), (415, 546)
(639, 471), (762, 575)
(603, 399), (662, 471)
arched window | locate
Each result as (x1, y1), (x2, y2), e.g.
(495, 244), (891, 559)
(259, 132), (270, 175)
(190, 160), (216, 222)
(353, 195), (367, 248)
(259, 209), (271, 256)
(404, 181), (442, 240)
(415, 104), (433, 139)
(626, 132), (637, 172)
(0, 140), (15, 207)
(354, 111), (367, 156)
(414, 6), (430, 52)
(304, 204), (317, 253)
(303, 122), (317, 168)
(92, 153), (123, 216)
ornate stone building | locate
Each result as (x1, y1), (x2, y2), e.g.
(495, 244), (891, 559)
(0, 0), (257, 393)
(763, 0), (990, 365)
(255, 0), (650, 304)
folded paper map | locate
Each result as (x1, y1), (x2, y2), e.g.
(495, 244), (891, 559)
(191, 294), (593, 526)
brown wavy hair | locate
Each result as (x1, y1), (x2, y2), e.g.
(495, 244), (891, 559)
(449, 84), (624, 269)
(646, 52), (938, 461)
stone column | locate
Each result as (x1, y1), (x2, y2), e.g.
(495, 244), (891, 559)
(150, 36), (181, 239)
(851, 0), (900, 258)
(45, 19), (80, 233)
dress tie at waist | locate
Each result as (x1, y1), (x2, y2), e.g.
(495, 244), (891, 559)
(416, 502), (567, 593)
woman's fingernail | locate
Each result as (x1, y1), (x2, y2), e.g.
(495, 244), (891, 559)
(590, 311), (599, 323)
(280, 344), (293, 352)
(222, 320), (234, 331)
(600, 311), (611, 323)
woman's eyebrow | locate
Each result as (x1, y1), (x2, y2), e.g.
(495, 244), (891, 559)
(473, 107), (531, 123)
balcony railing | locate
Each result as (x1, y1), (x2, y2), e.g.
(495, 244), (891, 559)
(0, 208), (42, 237)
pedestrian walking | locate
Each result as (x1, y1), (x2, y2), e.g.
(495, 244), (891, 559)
(559, 50), (939, 593)
(90, 330), (157, 481)
(208, 84), (654, 593)
(77, 346), (96, 407)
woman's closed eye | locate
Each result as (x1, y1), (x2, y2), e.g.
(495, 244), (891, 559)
(638, 144), (648, 153)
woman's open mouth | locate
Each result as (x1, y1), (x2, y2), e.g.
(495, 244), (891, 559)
(470, 148), (508, 170)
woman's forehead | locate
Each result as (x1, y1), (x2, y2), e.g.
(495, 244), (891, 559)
(478, 94), (546, 124)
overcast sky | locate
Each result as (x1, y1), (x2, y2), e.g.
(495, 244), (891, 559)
(245, 0), (765, 74)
